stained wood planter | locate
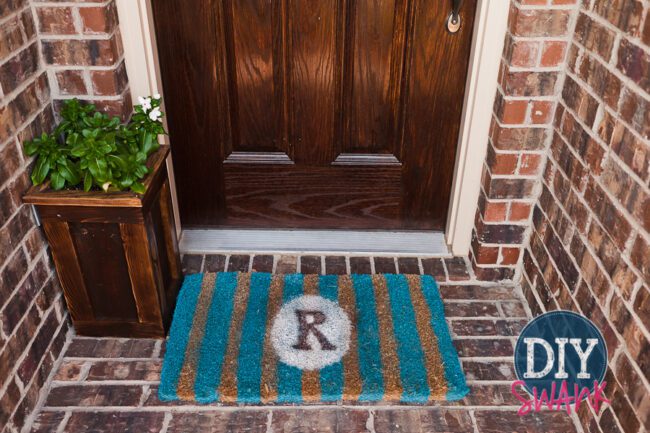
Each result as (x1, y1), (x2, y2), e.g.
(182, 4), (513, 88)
(23, 146), (182, 338)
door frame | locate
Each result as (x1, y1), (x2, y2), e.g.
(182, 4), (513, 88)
(115, 0), (510, 256)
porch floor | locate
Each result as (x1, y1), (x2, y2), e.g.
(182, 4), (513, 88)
(27, 255), (579, 432)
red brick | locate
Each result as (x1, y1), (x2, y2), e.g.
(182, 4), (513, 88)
(227, 254), (250, 272)
(78, 2), (118, 34)
(421, 258), (445, 280)
(276, 255), (297, 273)
(90, 61), (127, 96)
(641, 5), (650, 46)
(593, 0), (644, 36)
(540, 41), (567, 67)
(575, 13), (617, 61)
(444, 257), (470, 281)
(610, 122), (649, 181)
(619, 90), (649, 142)
(530, 101), (554, 124)
(498, 98), (528, 124)
(510, 8), (571, 37)
(487, 146), (518, 175)
(86, 360), (161, 381)
(0, 16), (28, 58)
(502, 70), (559, 97)
(484, 201), (507, 222)
(519, 153), (542, 175)
(552, 0), (577, 5)
(485, 177), (536, 200)
(500, 247), (520, 265)
(91, 91), (132, 120)
(472, 239), (499, 265)
(562, 76), (599, 127)
(35, 6), (75, 35)
(42, 35), (122, 66)
(617, 39), (650, 95)
(577, 52), (622, 110)
(491, 122), (548, 151)
(397, 257), (420, 274)
(300, 255), (321, 274)
(0, 43), (39, 94)
(55, 70), (87, 95)
(163, 411), (268, 432)
(64, 338), (156, 358)
(250, 254), (272, 272)
(65, 412), (165, 432)
(509, 202), (532, 221)
(508, 39), (539, 67)
(0, 0), (28, 21)
(349, 256), (371, 274)
(631, 235), (650, 281)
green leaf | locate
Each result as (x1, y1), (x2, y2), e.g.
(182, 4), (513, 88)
(24, 140), (39, 156)
(142, 132), (154, 155)
(83, 172), (93, 191)
(32, 158), (50, 185)
(51, 172), (65, 190)
(131, 182), (146, 194)
(58, 162), (80, 184)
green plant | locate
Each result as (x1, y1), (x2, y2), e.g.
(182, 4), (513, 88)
(24, 96), (166, 194)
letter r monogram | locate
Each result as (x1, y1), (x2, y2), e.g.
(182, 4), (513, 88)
(292, 310), (337, 351)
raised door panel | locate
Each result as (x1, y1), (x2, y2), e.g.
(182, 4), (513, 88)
(289, 0), (339, 165)
(222, 0), (288, 157)
(341, 0), (406, 159)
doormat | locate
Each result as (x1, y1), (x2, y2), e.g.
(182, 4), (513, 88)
(159, 272), (468, 404)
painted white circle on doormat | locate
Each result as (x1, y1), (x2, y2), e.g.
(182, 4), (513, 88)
(271, 295), (351, 371)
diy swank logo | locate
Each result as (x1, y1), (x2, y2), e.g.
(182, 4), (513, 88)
(512, 310), (609, 415)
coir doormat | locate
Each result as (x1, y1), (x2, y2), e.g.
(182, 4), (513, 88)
(159, 272), (468, 404)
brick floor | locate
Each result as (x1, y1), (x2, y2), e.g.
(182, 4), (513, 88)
(27, 255), (580, 432)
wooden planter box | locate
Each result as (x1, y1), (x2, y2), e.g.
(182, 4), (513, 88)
(24, 146), (182, 338)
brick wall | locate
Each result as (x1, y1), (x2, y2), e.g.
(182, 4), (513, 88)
(471, 0), (580, 281)
(33, 0), (131, 119)
(518, 1), (649, 432)
(0, 1), (70, 432)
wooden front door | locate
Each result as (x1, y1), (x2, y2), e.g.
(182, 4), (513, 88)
(152, 0), (476, 230)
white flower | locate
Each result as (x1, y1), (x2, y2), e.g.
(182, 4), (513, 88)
(153, 93), (161, 99)
(102, 181), (111, 191)
(148, 107), (162, 122)
(138, 96), (152, 112)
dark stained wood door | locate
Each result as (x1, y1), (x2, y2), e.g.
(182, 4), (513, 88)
(152, 0), (476, 230)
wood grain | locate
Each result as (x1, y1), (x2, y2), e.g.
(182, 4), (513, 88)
(344, 0), (403, 154)
(152, 0), (226, 226)
(69, 222), (138, 321)
(223, 165), (401, 229)
(120, 223), (163, 325)
(400, 0), (476, 229)
(152, 0), (477, 230)
(42, 220), (93, 321)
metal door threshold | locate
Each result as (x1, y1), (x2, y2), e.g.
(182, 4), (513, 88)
(179, 229), (450, 256)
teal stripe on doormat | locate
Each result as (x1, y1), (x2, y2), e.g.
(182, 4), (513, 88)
(236, 273), (272, 403)
(318, 274), (344, 402)
(276, 274), (304, 404)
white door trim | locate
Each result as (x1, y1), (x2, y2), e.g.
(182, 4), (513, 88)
(115, 0), (509, 255)
(445, 0), (510, 255)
